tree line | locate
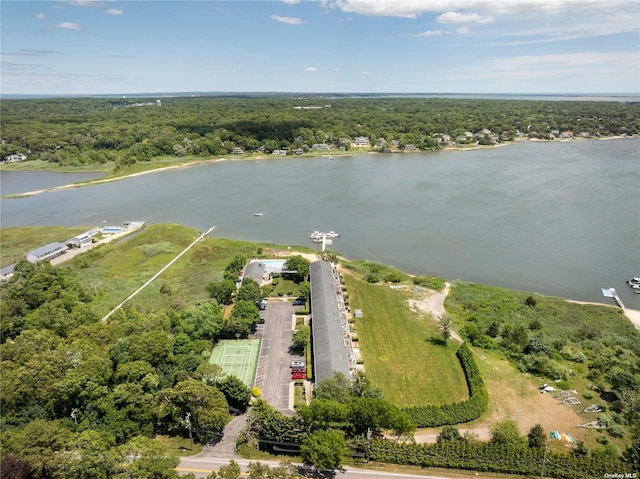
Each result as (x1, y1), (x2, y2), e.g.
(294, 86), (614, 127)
(2, 96), (638, 167)
(0, 258), (255, 478)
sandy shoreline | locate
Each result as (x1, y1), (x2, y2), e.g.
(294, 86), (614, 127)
(4, 135), (635, 199)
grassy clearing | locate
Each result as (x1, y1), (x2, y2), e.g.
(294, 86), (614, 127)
(154, 435), (203, 457)
(66, 224), (299, 316)
(0, 225), (91, 267)
(344, 273), (468, 407)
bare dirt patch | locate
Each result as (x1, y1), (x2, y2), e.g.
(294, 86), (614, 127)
(415, 349), (586, 444)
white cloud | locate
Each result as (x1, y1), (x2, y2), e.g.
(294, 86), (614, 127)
(328, 0), (636, 17)
(105, 9), (123, 15)
(361, 71), (368, 74)
(59, 0), (99, 5)
(56, 22), (81, 30)
(305, 66), (318, 72)
(456, 27), (472, 34)
(491, 52), (632, 70)
(413, 29), (448, 37)
(270, 15), (306, 25)
(437, 12), (493, 24)
(281, 0), (301, 4)
(36, 13), (46, 20)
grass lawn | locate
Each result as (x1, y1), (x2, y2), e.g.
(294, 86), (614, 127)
(344, 273), (468, 408)
(155, 435), (204, 457)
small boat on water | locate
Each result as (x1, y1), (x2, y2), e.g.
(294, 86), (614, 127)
(253, 213), (263, 217)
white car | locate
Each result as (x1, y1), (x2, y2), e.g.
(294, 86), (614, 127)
(290, 360), (305, 368)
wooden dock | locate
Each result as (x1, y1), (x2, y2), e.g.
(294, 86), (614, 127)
(602, 287), (625, 310)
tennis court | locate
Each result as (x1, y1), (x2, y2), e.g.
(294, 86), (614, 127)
(209, 339), (261, 388)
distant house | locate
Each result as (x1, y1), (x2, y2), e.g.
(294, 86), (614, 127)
(272, 149), (287, 156)
(4, 153), (27, 163)
(292, 148), (304, 155)
(311, 143), (329, 151)
(353, 136), (370, 147)
(403, 144), (416, 152)
(232, 147), (244, 154)
(560, 131), (573, 139)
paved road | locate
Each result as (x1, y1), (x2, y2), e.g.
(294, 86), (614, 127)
(177, 456), (460, 479)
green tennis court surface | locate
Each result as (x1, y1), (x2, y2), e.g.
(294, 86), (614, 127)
(209, 339), (260, 388)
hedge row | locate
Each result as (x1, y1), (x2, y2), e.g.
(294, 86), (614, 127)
(352, 438), (626, 479)
(403, 342), (488, 427)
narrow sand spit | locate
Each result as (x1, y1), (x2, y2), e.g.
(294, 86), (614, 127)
(14, 157), (228, 197)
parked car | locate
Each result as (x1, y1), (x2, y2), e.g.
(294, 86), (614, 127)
(291, 367), (306, 374)
(292, 298), (306, 306)
(291, 372), (306, 380)
(290, 360), (305, 368)
(257, 300), (268, 310)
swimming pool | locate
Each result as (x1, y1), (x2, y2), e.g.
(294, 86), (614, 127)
(252, 259), (286, 273)
(102, 227), (123, 233)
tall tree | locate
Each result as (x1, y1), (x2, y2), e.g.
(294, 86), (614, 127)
(527, 424), (546, 448)
(300, 430), (346, 471)
(284, 256), (310, 283)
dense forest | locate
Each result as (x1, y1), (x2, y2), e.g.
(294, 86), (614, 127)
(1, 96), (639, 168)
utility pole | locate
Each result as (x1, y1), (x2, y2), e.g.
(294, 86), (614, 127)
(540, 444), (549, 478)
(185, 412), (193, 450)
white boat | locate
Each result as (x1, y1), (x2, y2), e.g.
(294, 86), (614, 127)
(309, 230), (340, 242)
(253, 213), (263, 217)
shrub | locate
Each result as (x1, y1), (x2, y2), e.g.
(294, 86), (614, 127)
(366, 273), (380, 283)
(607, 425), (624, 438)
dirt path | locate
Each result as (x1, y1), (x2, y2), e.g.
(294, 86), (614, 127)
(407, 282), (462, 341)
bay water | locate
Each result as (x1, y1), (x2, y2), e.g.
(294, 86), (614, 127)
(1, 139), (638, 308)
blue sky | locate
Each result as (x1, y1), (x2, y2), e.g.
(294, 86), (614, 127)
(1, 0), (639, 95)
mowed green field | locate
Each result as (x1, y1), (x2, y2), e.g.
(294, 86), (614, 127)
(345, 275), (469, 408)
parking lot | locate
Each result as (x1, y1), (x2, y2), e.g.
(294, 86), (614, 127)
(253, 300), (306, 413)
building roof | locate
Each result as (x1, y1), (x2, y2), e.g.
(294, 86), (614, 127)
(244, 261), (266, 285)
(0, 263), (16, 278)
(26, 242), (68, 261)
(310, 260), (351, 384)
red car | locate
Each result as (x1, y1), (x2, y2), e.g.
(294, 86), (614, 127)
(291, 367), (306, 374)
(291, 371), (306, 380)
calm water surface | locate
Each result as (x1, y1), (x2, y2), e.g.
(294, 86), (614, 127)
(2, 139), (639, 308)
(0, 170), (104, 196)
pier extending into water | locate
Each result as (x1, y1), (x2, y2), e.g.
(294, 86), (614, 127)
(601, 287), (625, 310)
